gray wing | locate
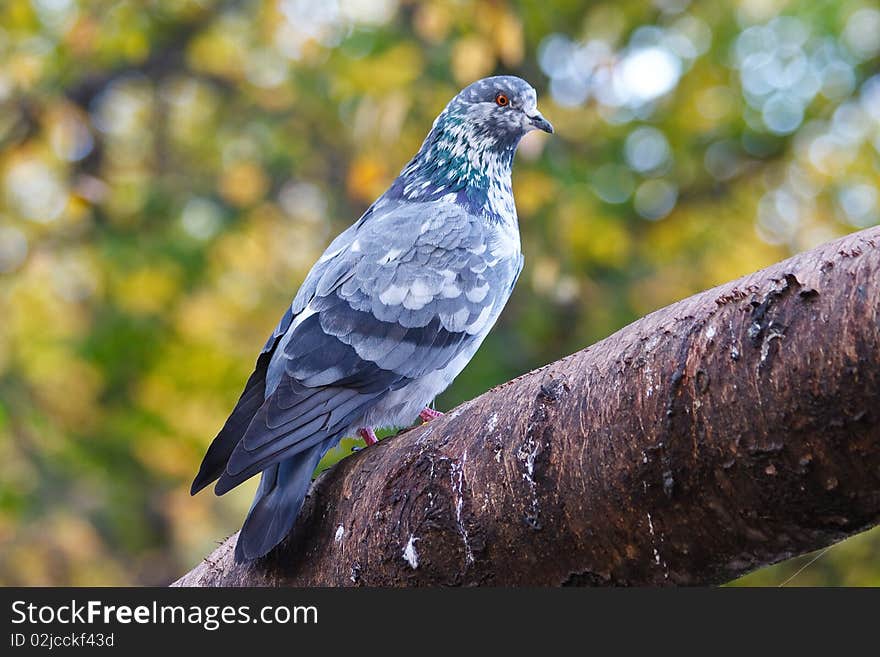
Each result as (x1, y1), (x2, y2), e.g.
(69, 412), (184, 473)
(212, 200), (520, 494)
(190, 304), (295, 495)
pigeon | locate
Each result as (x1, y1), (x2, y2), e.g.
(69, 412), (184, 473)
(190, 76), (553, 563)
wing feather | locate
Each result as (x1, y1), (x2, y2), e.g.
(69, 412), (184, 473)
(210, 200), (520, 496)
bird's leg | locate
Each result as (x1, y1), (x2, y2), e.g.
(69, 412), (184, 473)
(357, 427), (378, 446)
(419, 407), (444, 422)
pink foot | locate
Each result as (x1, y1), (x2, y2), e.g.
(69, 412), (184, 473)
(357, 426), (378, 446)
(419, 407), (444, 422)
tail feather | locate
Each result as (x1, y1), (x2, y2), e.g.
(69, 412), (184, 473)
(234, 438), (335, 563)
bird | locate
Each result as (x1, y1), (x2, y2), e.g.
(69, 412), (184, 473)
(190, 75), (553, 563)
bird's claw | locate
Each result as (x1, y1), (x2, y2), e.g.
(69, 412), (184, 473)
(419, 407), (444, 422)
(357, 426), (378, 446)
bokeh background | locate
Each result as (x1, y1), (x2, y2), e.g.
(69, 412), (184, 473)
(0, 0), (878, 586)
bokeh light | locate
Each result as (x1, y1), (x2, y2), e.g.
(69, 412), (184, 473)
(0, 0), (877, 587)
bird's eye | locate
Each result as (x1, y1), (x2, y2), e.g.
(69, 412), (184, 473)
(495, 93), (509, 107)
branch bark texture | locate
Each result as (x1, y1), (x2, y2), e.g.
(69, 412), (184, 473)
(175, 227), (880, 586)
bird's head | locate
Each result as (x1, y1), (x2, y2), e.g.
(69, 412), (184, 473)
(439, 76), (554, 147)
(389, 76), (551, 215)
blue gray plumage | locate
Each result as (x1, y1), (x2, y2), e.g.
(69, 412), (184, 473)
(190, 76), (552, 563)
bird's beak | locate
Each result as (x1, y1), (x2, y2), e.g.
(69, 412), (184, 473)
(526, 111), (554, 134)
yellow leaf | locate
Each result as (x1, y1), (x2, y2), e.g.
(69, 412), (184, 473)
(347, 155), (391, 203)
(494, 12), (524, 66)
(451, 36), (496, 85)
(414, 2), (453, 44)
(114, 266), (182, 316)
(218, 161), (269, 207)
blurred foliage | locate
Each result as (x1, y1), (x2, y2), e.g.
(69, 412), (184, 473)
(0, 0), (877, 586)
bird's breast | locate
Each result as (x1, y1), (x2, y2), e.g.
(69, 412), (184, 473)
(486, 214), (521, 262)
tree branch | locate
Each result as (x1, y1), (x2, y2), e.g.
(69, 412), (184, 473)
(174, 227), (880, 586)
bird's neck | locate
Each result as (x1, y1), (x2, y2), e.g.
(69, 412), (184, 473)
(386, 116), (518, 222)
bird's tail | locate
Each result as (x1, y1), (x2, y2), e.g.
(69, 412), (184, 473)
(234, 438), (335, 563)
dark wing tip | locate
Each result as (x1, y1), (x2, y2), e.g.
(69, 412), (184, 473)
(190, 447), (232, 495)
(190, 470), (212, 496)
(213, 472), (236, 497)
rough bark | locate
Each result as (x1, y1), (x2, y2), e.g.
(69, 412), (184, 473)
(174, 227), (880, 587)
